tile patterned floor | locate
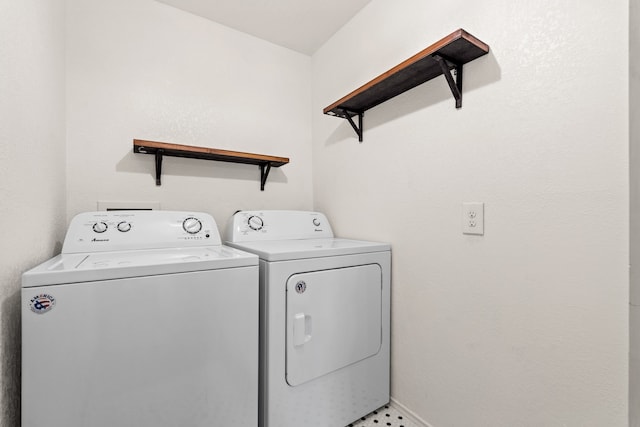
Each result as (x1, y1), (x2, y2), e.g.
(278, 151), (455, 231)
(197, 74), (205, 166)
(348, 404), (419, 427)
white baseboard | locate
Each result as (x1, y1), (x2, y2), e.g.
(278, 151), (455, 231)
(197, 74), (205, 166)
(389, 397), (434, 427)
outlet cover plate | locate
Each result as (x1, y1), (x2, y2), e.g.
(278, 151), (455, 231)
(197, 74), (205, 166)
(462, 202), (484, 235)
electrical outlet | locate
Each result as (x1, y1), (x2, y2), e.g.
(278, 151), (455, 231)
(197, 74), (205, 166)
(462, 202), (484, 235)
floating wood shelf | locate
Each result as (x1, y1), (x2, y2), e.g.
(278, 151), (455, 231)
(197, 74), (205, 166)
(133, 139), (289, 190)
(323, 29), (490, 141)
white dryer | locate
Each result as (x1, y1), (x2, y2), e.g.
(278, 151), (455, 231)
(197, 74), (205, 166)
(225, 210), (391, 427)
(22, 211), (259, 427)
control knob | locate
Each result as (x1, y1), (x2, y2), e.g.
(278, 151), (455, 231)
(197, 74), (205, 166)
(117, 221), (131, 232)
(92, 222), (108, 233)
(312, 218), (321, 227)
(183, 217), (202, 234)
(248, 215), (264, 231)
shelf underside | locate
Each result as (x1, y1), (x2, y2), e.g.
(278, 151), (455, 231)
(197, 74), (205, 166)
(323, 29), (489, 118)
(133, 140), (289, 167)
(133, 139), (288, 190)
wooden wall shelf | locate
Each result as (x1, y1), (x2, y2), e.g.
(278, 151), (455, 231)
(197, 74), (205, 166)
(133, 139), (289, 190)
(323, 29), (489, 141)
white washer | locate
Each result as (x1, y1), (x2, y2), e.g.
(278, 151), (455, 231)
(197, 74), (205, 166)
(22, 211), (259, 427)
(225, 210), (391, 427)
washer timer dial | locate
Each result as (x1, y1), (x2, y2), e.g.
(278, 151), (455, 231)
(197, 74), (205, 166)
(248, 215), (264, 231)
(117, 221), (131, 232)
(182, 217), (202, 234)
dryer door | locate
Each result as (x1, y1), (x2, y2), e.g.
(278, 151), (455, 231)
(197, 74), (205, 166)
(285, 264), (382, 387)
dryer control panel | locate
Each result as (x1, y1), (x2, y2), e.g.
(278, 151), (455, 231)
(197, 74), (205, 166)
(226, 210), (334, 242)
(62, 211), (222, 253)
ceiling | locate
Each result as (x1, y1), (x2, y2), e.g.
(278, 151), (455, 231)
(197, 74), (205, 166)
(155, 0), (372, 55)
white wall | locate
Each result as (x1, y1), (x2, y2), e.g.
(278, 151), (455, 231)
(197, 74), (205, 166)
(0, 1), (630, 425)
(312, 1), (629, 426)
(0, 0), (67, 425)
(65, 0), (313, 227)
(630, 0), (640, 424)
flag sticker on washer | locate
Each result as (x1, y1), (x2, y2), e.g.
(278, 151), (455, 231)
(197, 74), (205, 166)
(29, 294), (56, 314)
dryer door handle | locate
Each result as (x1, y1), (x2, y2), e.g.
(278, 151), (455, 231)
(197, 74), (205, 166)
(293, 313), (312, 347)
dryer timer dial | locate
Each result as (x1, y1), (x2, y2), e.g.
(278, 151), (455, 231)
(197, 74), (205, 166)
(182, 217), (202, 234)
(248, 215), (264, 231)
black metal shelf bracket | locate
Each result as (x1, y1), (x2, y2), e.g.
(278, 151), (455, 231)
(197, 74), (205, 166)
(134, 140), (289, 191)
(152, 152), (274, 190)
(341, 109), (364, 142)
(337, 56), (463, 142)
(155, 149), (164, 185)
(259, 163), (272, 191)
(433, 54), (463, 108)
(150, 150), (275, 191)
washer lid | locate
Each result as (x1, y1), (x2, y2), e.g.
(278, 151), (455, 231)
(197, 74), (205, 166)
(22, 245), (258, 287)
(225, 238), (390, 261)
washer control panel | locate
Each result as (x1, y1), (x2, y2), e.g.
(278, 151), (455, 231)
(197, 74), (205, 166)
(62, 211), (222, 253)
(226, 210), (334, 242)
